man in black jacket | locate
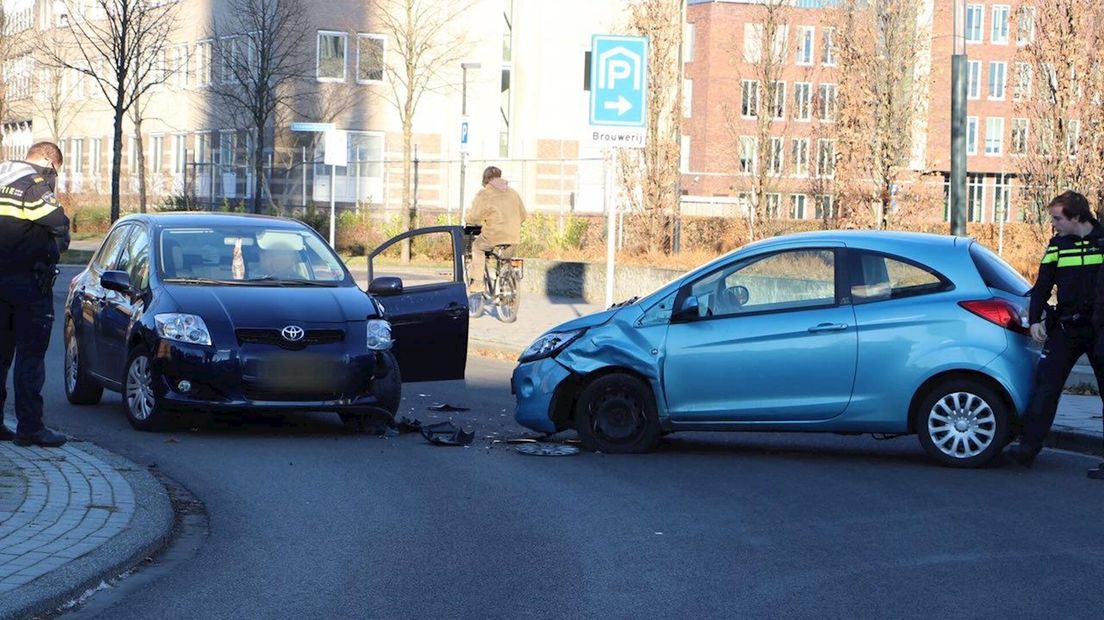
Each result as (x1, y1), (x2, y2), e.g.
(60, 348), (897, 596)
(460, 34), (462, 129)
(0, 142), (70, 447)
(1006, 191), (1104, 470)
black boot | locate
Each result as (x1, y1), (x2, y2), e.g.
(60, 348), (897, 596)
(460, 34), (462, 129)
(13, 427), (67, 448)
(0, 424), (13, 441)
(1005, 443), (1036, 468)
(1088, 463), (1104, 480)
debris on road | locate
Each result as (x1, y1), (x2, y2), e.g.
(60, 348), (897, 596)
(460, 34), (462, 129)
(420, 421), (475, 446)
(428, 403), (471, 412)
(515, 443), (579, 457)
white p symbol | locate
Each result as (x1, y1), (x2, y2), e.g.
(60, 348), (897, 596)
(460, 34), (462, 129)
(606, 59), (632, 88)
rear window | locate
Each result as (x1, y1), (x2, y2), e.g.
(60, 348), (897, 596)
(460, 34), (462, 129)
(969, 242), (1030, 296)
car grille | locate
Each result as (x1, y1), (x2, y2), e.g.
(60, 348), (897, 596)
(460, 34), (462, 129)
(242, 387), (342, 402)
(236, 328), (345, 349)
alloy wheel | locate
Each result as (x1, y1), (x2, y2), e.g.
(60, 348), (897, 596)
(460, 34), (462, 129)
(126, 355), (156, 421)
(926, 391), (997, 459)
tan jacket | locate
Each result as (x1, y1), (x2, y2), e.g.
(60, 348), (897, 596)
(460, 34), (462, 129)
(467, 183), (527, 246)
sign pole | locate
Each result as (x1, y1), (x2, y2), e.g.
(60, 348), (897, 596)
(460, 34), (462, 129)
(605, 151), (615, 308)
(329, 164), (336, 246)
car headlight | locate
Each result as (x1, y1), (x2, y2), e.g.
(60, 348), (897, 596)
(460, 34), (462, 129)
(155, 313), (212, 346)
(367, 319), (393, 350)
(519, 329), (584, 363)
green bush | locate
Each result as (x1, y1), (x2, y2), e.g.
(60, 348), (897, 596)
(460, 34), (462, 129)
(519, 213), (591, 255)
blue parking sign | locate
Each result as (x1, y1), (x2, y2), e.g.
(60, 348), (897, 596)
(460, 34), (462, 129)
(589, 35), (648, 127)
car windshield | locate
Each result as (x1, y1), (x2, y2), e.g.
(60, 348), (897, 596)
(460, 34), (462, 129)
(158, 226), (348, 284)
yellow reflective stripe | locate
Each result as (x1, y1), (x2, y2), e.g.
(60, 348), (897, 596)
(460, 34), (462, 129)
(1041, 252), (1059, 264)
(0, 203), (60, 221)
(1056, 255), (1104, 267)
(0, 197), (44, 208)
(1085, 255), (1103, 265)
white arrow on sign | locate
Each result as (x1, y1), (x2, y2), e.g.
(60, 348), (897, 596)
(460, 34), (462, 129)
(603, 95), (633, 116)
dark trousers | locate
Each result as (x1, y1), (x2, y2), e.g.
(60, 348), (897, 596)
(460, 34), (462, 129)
(0, 274), (55, 435)
(1019, 323), (1104, 455)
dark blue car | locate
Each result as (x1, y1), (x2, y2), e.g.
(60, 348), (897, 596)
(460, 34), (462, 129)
(63, 213), (469, 431)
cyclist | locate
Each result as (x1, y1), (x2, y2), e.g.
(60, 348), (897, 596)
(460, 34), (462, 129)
(465, 166), (526, 297)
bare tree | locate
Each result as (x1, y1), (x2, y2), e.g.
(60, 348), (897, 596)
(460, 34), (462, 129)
(44, 0), (180, 222)
(1014, 0), (1104, 232)
(31, 63), (88, 142)
(0, 5), (34, 155)
(209, 0), (313, 214)
(369, 0), (472, 257)
(616, 0), (683, 252)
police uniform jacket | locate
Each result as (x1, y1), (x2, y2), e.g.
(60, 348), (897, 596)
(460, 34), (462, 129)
(1029, 221), (1104, 325)
(0, 160), (70, 276)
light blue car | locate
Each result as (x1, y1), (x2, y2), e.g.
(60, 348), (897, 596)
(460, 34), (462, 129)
(512, 231), (1037, 467)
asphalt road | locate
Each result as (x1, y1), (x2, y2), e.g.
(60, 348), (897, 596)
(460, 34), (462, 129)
(36, 267), (1104, 619)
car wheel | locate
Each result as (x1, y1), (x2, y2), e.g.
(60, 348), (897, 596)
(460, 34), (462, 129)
(123, 346), (170, 431)
(64, 321), (103, 405)
(496, 272), (519, 323)
(575, 373), (661, 454)
(373, 351), (402, 416)
(468, 293), (485, 318)
(915, 378), (1009, 468)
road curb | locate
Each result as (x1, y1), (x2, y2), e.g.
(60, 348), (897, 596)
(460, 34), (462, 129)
(1046, 429), (1104, 459)
(0, 441), (175, 620)
(469, 338), (522, 361)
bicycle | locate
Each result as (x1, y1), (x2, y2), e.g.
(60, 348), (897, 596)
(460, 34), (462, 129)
(463, 225), (523, 323)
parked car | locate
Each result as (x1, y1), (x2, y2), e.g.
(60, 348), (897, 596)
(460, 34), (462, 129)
(64, 213), (470, 430)
(512, 231), (1036, 467)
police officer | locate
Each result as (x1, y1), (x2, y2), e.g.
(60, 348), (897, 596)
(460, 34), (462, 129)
(0, 142), (70, 447)
(1006, 191), (1104, 470)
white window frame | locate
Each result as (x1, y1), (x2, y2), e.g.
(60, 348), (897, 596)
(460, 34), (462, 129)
(150, 134), (164, 174)
(965, 4), (984, 43)
(967, 60), (980, 100)
(683, 79), (692, 118)
(793, 82), (811, 122)
(739, 136), (757, 174)
(1013, 62), (1032, 101)
(741, 79), (759, 119)
(684, 23), (695, 63)
(171, 133), (188, 175)
(356, 33), (385, 84)
(1011, 118), (1028, 155)
(790, 194), (807, 219)
(796, 26), (814, 65)
(768, 136), (784, 175)
(743, 23), (763, 64)
(821, 27), (836, 66)
(195, 40), (212, 87)
(993, 174), (1011, 222)
(816, 139), (834, 178)
(818, 83), (836, 122)
(967, 174), (985, 222)
(792, 138), (809, 177)
(815, 194), (835, 219)
(1016, 6), (1035, 46)
(988, 61), (1006, 100)
(769, 80), (785, 120)
(172, 44), (189, 89)
(89, 138), (102, 178)
(966, 117), (978, 155)
(991, 5), (1010, 44)
(70, 138), (84, 174)
(985, 117), (1004, 156)
(766, 192), (782, 218)
(680, 135), (690, 172)
(316, 30), (348, 82)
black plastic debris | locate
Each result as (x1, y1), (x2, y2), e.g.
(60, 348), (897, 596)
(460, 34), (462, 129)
(515, 443), (580, 457)
(428, 403), (471, 412)
(420, 421), (475, 446)
(394, 417), (423, 433)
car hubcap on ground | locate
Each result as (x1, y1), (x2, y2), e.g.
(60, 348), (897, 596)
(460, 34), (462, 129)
(592, 392), (644, 443)
(927, 391), (996, 459)
(126, 356), (156, 421)
(65, 337), (78, 393)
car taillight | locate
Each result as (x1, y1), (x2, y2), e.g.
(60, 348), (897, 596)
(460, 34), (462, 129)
(959, 299), (1031, 336)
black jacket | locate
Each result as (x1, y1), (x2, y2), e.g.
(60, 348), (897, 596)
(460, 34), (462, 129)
(1029, 221), (1104, 325)
(0, 160), (70, 276)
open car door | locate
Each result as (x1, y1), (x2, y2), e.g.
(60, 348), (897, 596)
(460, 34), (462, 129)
(367, 226), (469, 382)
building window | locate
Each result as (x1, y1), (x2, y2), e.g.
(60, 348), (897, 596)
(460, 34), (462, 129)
(994, 175), (1011, 222)
(817, 83), (836, 121)
(743, 23), (763, 63)
(89, 138), (102, 177)
(739, 136), (756, 174)
(967, 174), (984, 222)
(317, 31), (347, 81)
(988, 61), (1006, 100)
(196, 40), (211, 87)
(171, 134), (187, 174)
(769, 81), (785, 120)
(766, 193), (781, 218)
(683, 79), (692, 118)
(171, 44), (188, 89)
(768, 137), (783, 175)
(1068, 120), (1081, 157)
(991, 5), (1010, 44)
(1016, 6), (1034, 46)
(684, 23), (695, 63)
(967, 116), (978, 155)
(967, 60), (980, 99)
(1013, 63), (1031, 101)
(793, 82), (811, 121)
(70, 139), (84, 174)
(965, 4), (984, 42)
(985, 117), (1004, 155)
(821, 28), (836, 66)
(816, 139), (834, 177)
(815, 194), (835, 219)
(1011, 118), (1028, 154)
(680, 135), (690, 172)
(152, 49), (167, 86)
(356, 34), (384, 83)
(792, 138), (809, 177)
(127, 137), (137, 174)
(741, 80), (759, 118)
(796, 26), (814, 65)
(195, 132), (211, 164)
(220, 130), (237, 166)
(150, 135), (164, 173)
(790, 194), (807, 219)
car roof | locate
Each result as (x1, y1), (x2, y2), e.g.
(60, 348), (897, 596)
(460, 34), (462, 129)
(116, 212), (306, 230)
(745, 229), (966, 252)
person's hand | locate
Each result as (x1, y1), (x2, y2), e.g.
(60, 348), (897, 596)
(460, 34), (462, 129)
(1030, 322), (1048, 344)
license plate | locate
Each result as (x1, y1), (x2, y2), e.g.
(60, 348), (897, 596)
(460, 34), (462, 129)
(254, 355), (341, 391)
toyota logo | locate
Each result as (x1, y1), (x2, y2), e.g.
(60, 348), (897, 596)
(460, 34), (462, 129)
(281, 325), (305, 342)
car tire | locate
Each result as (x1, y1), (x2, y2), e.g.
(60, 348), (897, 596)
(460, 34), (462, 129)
(575, 373), (661, 454)
(915, 378), (1010, 468)
(373, 351), (402, 416)
(123, 346), (171, 432)
(64, 320), (103, 405)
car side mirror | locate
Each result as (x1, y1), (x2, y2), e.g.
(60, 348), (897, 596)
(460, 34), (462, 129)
(101, 270), (132, 294)
(368, 276), (403, 297)
(672, 295), (700, 322)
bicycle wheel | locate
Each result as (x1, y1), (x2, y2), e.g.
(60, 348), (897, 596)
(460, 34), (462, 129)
(496, 268), (520, 323)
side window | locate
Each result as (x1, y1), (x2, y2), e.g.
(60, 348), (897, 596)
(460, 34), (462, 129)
(369, 230), (457, 288)
(850, 252), (949, 303)
(123, 227), (151, 291)
(689, 249), (836, 318)
(93, 225), (131, 271)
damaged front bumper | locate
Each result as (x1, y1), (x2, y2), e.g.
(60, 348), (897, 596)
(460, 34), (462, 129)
(512, 356), (572, 434)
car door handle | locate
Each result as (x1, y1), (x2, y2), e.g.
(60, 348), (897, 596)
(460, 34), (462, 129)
(445, 302), (465, 319)
(808, 323), (848, 333)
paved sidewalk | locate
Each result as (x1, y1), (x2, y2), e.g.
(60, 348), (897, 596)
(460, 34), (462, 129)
(0, 423), (173, 619)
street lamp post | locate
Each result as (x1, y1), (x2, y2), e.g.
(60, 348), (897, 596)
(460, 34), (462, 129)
(458, 61), (481, 225)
